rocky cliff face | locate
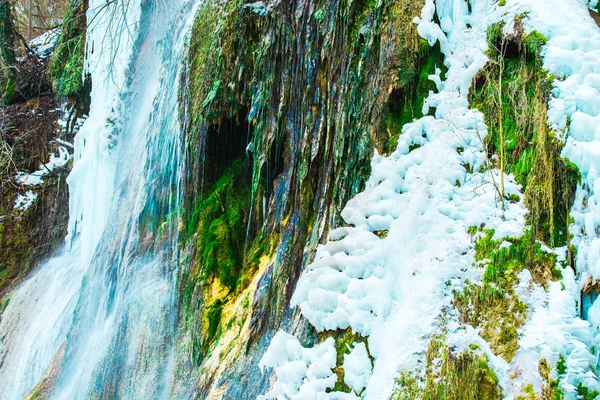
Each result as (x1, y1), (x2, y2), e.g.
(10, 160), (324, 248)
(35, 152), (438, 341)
(175, 0), (437, 396)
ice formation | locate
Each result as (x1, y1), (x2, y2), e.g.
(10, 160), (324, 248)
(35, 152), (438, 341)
(258, 332), (346, 400)
(65, 0), (143, 264)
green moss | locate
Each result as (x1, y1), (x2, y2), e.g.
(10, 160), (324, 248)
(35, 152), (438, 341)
(0, 294), (9, 315)
(524, 31), (548, 57)
(454, 283), (526, 361)
(314, 8), (325, 21)
(188, 0), (254, 126)
(0, 213), (34, 291)
(347, 0), (381, 52)
(556, 355), (567, 376)
(576, 383), (600, 400)
(188, 158), (251, 290)
(475, 229), (559, 288)
(0, 268), (6, 287)
(517, 383), (537, 400)
(180, 155), (279, 363)
(385, 41), (446, 154)
(392, 337), (502, 400)
(49, 0), (88, 99)
(486, 21), (505, 49)
(470, 22), (579, 248)
(515, 356), (571, 399)
(205, 298), (224, 346)
(455, 228), (560, 361)
(538, 358), (565, 400)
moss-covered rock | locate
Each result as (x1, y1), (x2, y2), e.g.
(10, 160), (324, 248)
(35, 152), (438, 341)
(470, 20), (580, 248)
(0, 93), (72, 296)
(48, 0), (89, 104)
(0, 1), (16, 103)
(188, 157), (252, 290)
(393, 338), (502, 400)
(179, 0), (441, 395)
(454, 228), (561, 361)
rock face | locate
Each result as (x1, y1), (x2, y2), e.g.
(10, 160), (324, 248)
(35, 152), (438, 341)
(177, 0), (432, 397)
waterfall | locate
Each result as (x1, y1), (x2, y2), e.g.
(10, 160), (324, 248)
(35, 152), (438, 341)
(0, 0), (200, 398)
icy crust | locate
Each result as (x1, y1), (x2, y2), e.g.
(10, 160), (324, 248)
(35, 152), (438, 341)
(259, 0), (530, 398)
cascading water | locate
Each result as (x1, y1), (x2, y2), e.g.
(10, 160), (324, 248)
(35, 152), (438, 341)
(0, 0), (200, 398)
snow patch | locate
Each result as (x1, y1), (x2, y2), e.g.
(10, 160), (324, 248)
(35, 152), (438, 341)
(14, 146), (71, 186)
(29, 28), (60, 58)
(13, 191), (38, 211)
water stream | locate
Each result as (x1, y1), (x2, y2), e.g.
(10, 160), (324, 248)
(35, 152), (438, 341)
(0, 0), (200, 398)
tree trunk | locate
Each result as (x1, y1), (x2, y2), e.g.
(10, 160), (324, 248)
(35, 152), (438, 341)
(26, 0), (31, 39)
(0, 0), (16, 104)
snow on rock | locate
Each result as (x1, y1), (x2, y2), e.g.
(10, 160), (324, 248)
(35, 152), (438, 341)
(29, 28), (60, 58)
(343, 342), (372, 395)
(15, 171), (45, 186)
(13, 191), (38, 211)
(14, 146), (71, 186)
(258, 331), (358, 400)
